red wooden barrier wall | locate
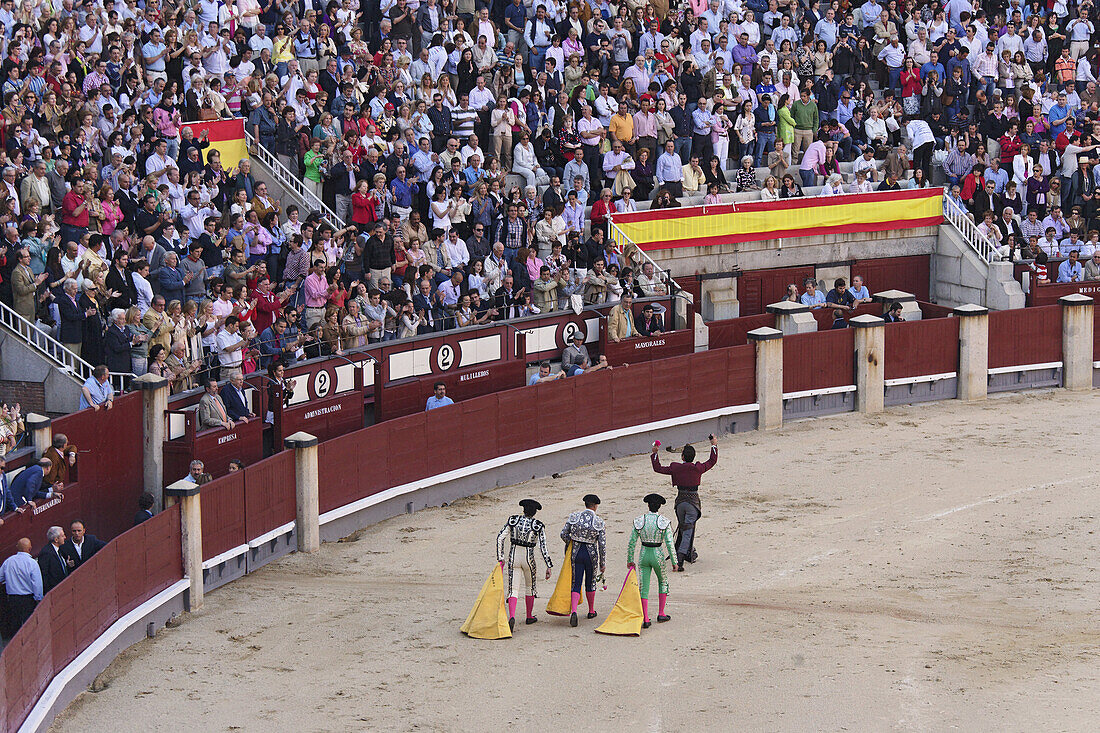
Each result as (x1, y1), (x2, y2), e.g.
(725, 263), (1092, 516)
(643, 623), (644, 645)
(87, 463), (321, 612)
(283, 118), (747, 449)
(884, 318), (960, 380)
(782, 329), (855, 393)
(988, 306), (1062, 369)
(738, 266), (815, 316)
(851, 255), (931, 301)
(1028, 280), (1100, 307)
(707, 313), (773, 349)
(1, 506), (182, 733)
(602, 328), (694, 367)
(810, 302), (885, 329)
(1094, 306), (1100, 362)
(243, 451), (296, 544)
(199, 472), (247, 562)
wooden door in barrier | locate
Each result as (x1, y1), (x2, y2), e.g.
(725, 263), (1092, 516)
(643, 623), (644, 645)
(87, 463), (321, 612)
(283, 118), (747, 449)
(738, 266), (815, 316)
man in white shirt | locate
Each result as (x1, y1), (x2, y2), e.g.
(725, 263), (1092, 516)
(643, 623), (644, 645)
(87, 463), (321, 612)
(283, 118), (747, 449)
(145, 139), (177, 186)
(216, 315), (246, 370)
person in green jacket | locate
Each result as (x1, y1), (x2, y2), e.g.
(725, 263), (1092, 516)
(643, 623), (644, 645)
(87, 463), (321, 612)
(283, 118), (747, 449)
(790, 87), (820, 163)
(777, 93), (796, 148)
(302, 138), (326, 200)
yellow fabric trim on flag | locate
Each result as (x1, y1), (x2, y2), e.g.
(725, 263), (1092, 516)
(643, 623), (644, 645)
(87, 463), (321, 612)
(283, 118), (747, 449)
(460, 562), (512, 639)
(546, 541), (573, 616)
(206, 138), (250, 171)
(595, 567), (644, 636)
(616, 193), (943, 246)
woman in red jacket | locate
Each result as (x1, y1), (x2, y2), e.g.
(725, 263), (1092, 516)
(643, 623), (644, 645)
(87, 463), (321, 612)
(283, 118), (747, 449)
(351, 179), (374, 228)
(589, 188), (615, 235)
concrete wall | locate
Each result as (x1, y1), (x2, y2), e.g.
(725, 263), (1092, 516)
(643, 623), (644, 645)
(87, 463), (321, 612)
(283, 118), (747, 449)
(0, 329), (81, 414)
(932, 225), (1025, 310)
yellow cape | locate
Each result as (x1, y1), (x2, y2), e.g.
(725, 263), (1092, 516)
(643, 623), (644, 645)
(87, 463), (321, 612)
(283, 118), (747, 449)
(546, 541), (573, 616)
(595, 567), (644, 636)
(460, 562), (512, 639)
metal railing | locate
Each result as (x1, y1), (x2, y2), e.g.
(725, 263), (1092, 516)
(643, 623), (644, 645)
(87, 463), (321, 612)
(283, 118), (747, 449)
(245, 131), (346, 229)
(0, 299), (133, 393)
(942, 194), (1001, 263)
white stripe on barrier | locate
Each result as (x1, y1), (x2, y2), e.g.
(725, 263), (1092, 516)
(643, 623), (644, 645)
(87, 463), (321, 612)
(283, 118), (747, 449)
(884, 372), (957, 387)
(318, 403), (760, 527)
(18, 578), (191, 733)
(781, 385), (857, 401)
(247, 522), (296, 548)
(987, 362), (1062, 376)
(201, 544), (249, 571)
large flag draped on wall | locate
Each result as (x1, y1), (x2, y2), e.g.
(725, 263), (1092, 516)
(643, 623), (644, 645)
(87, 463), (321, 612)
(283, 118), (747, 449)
(610, 189), (944, 252)
(180, 118), (249, 169)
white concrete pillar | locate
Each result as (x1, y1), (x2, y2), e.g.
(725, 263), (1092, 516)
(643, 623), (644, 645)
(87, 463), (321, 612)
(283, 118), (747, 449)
(851, 315), (886, 414)
(165, 478), (203, 611)
(766, 300), (818, 335)
(133, 373), (169, 512)
(954, 304), (989, 402)
(24, 413), (51, 458)
(1059, 293), (1094, 391)
(285, 431), (320, 553)
(872, 289), (922, 320)
(748, 326), (783, 431)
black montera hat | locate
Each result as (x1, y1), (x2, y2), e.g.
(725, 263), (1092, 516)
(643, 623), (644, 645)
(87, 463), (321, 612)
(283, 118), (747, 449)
(519, 499), (542, 512)
(644, 493), (666, 507)
(583, 494), (601, 505)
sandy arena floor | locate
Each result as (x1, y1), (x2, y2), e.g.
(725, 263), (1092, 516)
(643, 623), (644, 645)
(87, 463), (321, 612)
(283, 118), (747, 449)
(51, 390), (1100, 732)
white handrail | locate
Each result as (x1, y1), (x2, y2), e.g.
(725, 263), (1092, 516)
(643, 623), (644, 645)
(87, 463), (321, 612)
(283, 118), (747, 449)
(942, 194), (1001, 262)
(0, 299), (133, 393)
(245, 132), (346, 229)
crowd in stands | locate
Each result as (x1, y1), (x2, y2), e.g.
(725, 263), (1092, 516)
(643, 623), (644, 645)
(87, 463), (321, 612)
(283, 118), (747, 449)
(0, 0), (1097, 398)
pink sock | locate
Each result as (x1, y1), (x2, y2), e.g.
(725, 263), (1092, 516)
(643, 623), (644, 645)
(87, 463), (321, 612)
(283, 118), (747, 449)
(570, 591), (580, 613)
(641, 598), (649, 623)
(507, 597), (517, 619)
(586, 591), (596, 613)
(525, 595), (535, 618)
(658, 593), (667, 617)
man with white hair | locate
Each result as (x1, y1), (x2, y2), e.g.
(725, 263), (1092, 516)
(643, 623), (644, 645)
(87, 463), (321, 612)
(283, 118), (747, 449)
(38, 525), (71, 594)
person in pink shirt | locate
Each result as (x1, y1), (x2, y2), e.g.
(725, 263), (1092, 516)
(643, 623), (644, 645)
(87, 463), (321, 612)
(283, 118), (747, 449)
(798, 135), (829, 188)
(301, 259), (334, 328)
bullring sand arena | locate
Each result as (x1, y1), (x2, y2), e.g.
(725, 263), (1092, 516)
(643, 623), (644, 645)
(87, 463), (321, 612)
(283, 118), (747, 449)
(51, 390), (1100, 732)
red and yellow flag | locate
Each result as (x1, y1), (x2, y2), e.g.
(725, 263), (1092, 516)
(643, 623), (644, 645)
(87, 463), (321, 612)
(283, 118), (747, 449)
(180, 118), (249, 170)
(610, 189), (944, 252)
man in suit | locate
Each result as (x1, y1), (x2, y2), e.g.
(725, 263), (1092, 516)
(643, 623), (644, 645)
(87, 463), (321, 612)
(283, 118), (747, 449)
(1084, 251), (1100, 281)
(45, 158), (70, 214)
(42, 433), (75, 485)
(328, 149), (359, 223)
(58, 278), (90, 356)
(38, 525), (72, 593)
(60, 521), (106, 570)
(222, 371), (255, 422)
(105, 251), (136, 311)
(198, 379), (235, 430)
(11, 247), (44, 322)
(11, 458), (61, 507)
(134, 492), (155, 526)
(608, 292), (641, 342)
(0, 455), (33, 515)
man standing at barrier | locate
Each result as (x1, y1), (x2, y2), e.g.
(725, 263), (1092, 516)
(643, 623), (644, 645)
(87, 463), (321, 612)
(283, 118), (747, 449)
(560, 494), (606, 627)
(627, 494), (677, 628)
(496, 499), (554, 631)
(651, 435), (718, 572)
(0, 538), (42, 631)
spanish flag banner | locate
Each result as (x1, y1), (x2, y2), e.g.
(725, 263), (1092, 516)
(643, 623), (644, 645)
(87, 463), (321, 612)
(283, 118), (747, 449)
(180, 118), (249, 170)
(610, 189), (943, 252)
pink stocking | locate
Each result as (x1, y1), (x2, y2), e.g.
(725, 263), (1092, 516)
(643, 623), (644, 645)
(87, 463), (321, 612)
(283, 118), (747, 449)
(641, 598), (649, 623)
(586, 591), (596, 613)
(507, 597), (517, 619)
(658, 593), (667, 617)
(525, 595), (535, 618)
(570, 591), (580, 613)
